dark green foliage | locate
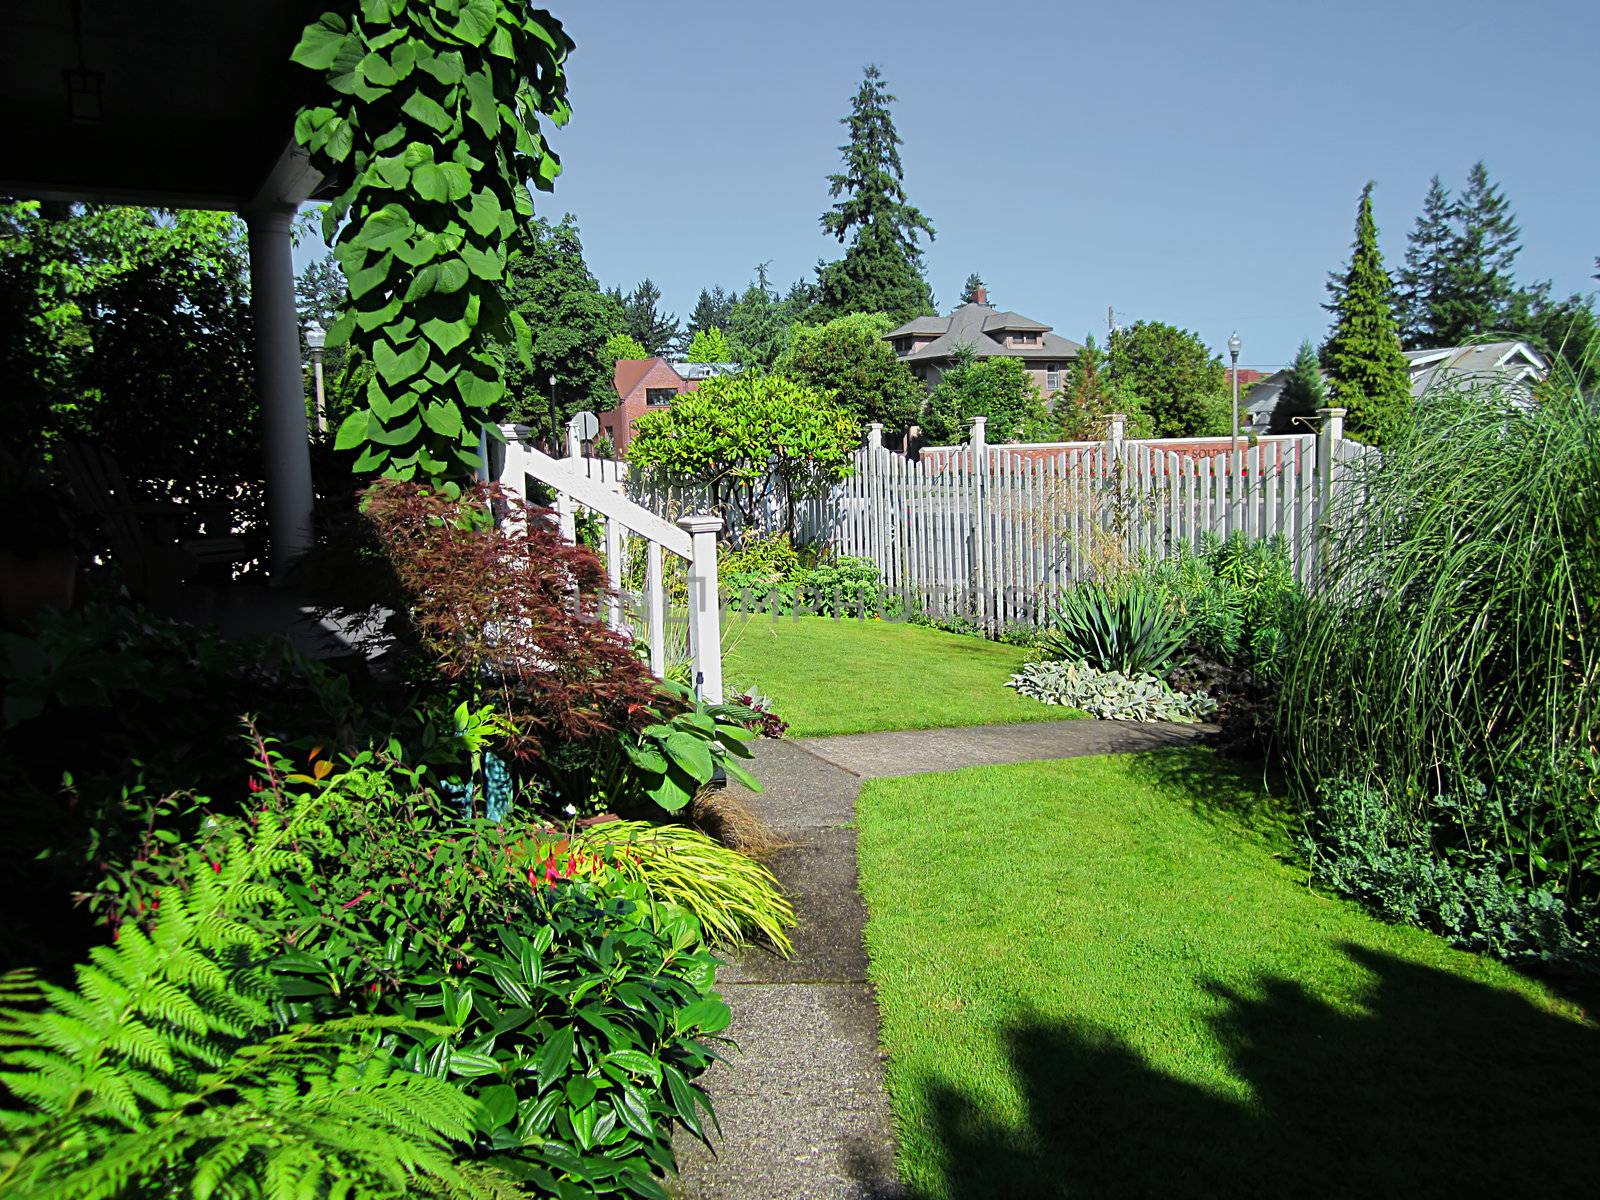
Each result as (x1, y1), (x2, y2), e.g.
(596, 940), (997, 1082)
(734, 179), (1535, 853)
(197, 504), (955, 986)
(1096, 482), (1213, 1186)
(612, 278), (679, 358)
(722, 555), (902, 619)
(959, 273), (986, 304)
(1043, 578), (1191, 678)
(776, 311), (922, 429)
(1279, 380), (1600, 957)
(1433, 162), (1522, 346)
(920, 350), (1048, 444)
(1275, 341), (1327, 433)
(1503, 281), (1600, 379)
(497, 216), (625, 436)
(1322, 184), (1412, 447)
(293, 2), (573, 481)
(1106, 321), (1230, 438)
(1146, 533), (1300, 678)
(686, 286), (734, 338)
(0, 798), (521, 1200)
(724, 264), (796, 371)
(1394, 175), (1454, 347)
(1055, 333), (1117, 440)
(0, 202), (257, 510)
(814, 66), (936, 322)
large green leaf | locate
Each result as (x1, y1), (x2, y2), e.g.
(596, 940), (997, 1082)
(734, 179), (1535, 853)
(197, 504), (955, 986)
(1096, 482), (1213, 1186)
(464, 189), (502, 238)
(421, 314), (471, 353)
(662, 731), (715, 783)
(289, 14), (350, 71)
(421, 400), (465, 439)
(333, 410), (369, 451)
(402, 91), (455, 134)
(535, 1026), (574, 1091)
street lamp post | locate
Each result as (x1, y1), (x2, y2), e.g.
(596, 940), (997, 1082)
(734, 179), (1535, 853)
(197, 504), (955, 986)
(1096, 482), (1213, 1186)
(1227, 331), (1242, 446)
(304, 322), (328, 434)
(546, 372), (559, 451)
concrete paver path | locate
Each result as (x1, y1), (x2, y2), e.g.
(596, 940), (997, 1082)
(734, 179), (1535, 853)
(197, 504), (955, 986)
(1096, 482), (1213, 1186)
(674, 719), (1209, 1199)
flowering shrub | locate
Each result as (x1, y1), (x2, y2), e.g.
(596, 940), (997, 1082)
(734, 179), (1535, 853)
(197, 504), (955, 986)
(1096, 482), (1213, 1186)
(1006, 659), (1217, 723)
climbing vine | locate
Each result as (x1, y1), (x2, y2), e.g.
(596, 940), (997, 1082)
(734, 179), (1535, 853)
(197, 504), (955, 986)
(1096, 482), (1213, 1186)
(290, 0), (572, 481)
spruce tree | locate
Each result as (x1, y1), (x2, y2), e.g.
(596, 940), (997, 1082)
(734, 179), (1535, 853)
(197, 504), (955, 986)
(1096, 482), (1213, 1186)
(815, 65), (936, 322)
(1435, 162), (1521, 344)
(617, 278), (679, 356)
(1395, 175), (1453, 348)
(1276, 340), (1328, 432)
(960, 273), (986, 304)
(687, 286), (734, 337)
(1323, 183), (1413, 447)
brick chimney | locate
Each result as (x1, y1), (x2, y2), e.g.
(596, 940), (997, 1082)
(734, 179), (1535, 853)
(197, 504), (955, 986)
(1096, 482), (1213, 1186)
(972, 285), (988, 305)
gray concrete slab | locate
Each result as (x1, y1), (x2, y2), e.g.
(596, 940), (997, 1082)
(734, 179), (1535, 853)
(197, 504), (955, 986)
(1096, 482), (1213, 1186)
(729, 739), (861, 835)
(797, 718), (1212, 779)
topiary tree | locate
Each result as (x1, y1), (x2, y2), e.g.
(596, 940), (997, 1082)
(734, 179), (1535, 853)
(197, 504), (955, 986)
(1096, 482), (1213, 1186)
(291, 1), (574, 483)
(626, 374), (859, 536)
(776, 311), (922, 429)
(1323, 183), (1412, 446)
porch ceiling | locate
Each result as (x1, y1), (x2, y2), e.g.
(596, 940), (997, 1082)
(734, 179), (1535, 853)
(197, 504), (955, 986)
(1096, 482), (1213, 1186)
(0, 0), (328, 210)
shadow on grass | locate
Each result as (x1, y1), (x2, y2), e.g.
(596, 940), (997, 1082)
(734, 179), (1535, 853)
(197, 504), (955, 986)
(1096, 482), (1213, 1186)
(913, 943), (1600, 1199)
(1116, 744), (1297, 851)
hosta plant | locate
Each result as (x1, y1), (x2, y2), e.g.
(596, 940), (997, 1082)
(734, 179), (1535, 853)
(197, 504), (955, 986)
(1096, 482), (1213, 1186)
(1007, 660), (1217, 723)
(1044, 577), (1191, 677)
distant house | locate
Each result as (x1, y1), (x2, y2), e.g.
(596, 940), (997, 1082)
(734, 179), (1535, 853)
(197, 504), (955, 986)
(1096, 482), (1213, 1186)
(1244, 340), (1549, 433)
(596, 357), (739, 453)
(883, 286), (1082, 395)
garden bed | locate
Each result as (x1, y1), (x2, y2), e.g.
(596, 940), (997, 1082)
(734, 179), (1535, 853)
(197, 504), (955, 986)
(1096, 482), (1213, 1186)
(857, 749), (1599, 1199)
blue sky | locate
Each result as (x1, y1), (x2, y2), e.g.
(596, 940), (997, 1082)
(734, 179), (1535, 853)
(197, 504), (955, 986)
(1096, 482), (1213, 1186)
(297, 0), (1596, 369)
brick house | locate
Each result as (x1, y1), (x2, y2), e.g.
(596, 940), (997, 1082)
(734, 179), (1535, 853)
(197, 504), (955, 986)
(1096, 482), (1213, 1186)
(596, 358), (739, 453)
(883, 286), (1083, 395)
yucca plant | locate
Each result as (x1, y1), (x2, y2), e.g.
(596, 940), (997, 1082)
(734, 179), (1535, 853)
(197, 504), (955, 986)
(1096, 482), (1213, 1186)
(1044, 577), (1191, 677)
(0, 799), (517, 1200)
(574, 821), (797, 955)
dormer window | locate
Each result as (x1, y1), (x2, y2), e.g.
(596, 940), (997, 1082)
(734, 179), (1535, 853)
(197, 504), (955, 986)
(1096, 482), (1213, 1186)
(1011, 332), (1039, 346)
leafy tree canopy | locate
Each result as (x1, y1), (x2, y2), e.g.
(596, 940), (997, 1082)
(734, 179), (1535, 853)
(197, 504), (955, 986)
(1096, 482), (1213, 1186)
(1106, 320), (1230, 438)
(776, 311), (921, 429)
(0, 201), (257, 502)
(685, 326), (733, 363)
(814, 66), (935, 323)
(1323, 182), (1412, 446)
(497, 215), (622, 436)
(626, 373), (859, 534)
(603, 332), (649, 363)
(920, 349), (1049, 444)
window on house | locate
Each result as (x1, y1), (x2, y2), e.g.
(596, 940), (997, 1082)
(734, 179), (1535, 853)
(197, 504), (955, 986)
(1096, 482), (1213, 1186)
(1013, 332), (1039, 346)
(645, 388), (676, 407)
(1046, 364), (1060, 390)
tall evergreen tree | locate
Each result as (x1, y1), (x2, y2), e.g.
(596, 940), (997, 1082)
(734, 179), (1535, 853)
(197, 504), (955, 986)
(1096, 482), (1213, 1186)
(1055, 333), (1117, 439)
(1323, 184), (1413, 447)
(1276, 340), (1328, 432)
(959, 273), (986, 304)
(686, 286), (734, 337)
(1434, 161), (1522, 345)
(1395, 175), (1453, 348)
(726, 263), (789, 370)
(814, 65), (936, 322)
(615, 278), (679, 356)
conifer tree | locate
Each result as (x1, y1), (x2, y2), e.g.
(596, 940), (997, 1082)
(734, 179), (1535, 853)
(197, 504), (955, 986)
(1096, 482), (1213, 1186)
(687, 286), (734, 337)
(1055, 333), (1116, 439)
(1323, 183), (1413, 446)
(815, 65), (936, 322)
(1436, 161), (1522, 344)
(1395, 176), (1453, 347)
(960, 273), (987, 304)
(616, 278), (679, 356)
(1276, 340), (1328, 432)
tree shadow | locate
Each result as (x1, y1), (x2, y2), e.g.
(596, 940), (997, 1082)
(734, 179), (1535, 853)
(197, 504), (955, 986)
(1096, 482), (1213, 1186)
(1111, 745), (1298, 851)
(916, 943), (1600, 1198)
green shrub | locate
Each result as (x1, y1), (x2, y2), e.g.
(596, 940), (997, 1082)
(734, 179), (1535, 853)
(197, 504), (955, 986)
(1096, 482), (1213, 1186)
(1146, 532), (1301, 676)
(723, 555), (902, 618)
(719, 530), (802, 580)
(0, 797), (520, 1200)
(1280, 379), (1600, 954)
(1043, 578), (1190, 677)
(574, 820), (796, 954)
(1006, 660), (1216, 723)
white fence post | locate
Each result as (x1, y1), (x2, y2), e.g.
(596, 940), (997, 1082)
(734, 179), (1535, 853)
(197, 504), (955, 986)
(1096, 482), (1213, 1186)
(1108, 412), (1126, 448)
(1313, 406), (1346, 586)
(679, 513), (724, 704)
(867, 422), (884, 450)
(969, 415), (988, 460)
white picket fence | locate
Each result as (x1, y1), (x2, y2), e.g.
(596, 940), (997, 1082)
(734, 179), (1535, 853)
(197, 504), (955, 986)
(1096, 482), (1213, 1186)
(548, 407), (1372, 636)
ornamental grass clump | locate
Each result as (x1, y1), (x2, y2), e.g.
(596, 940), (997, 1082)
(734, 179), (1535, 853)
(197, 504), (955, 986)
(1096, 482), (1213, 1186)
(1279, 376), (1600, 958)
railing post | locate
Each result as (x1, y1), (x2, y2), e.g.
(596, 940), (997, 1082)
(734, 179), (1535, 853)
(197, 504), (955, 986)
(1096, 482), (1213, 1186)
(1313, 406), (1346, 587)
(1107, 412), (1126, 449)
(678, 513), (723, 704)
(969, 414), (988, 462)
(867, 421), (884, 451)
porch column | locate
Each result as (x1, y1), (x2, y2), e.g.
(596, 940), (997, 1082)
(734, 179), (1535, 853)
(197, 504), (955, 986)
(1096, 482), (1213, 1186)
(244, 208), (314, 575)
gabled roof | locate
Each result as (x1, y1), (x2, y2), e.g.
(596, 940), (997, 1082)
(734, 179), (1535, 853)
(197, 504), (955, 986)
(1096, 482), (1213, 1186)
(613, 357), (674, 397)
(1403, 340), (1547, 401)
(887, 300), (1082, 362)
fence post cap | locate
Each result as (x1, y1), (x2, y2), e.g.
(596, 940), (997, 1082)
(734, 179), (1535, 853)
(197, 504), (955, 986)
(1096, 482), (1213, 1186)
(1315, 406), (1348, 418)
(676, 513), (723, 535)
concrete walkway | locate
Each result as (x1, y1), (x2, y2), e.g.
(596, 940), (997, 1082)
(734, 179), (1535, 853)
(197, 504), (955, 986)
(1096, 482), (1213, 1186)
(674, 719), (1209, 1199)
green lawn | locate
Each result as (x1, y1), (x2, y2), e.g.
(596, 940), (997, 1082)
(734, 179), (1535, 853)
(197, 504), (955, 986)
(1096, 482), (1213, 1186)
(720, 615), (1081, 737)
(857, 750), (1599, 1199)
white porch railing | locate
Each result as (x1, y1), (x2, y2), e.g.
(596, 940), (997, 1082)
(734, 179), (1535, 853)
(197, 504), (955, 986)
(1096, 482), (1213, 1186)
(493, 423), (724, 703)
